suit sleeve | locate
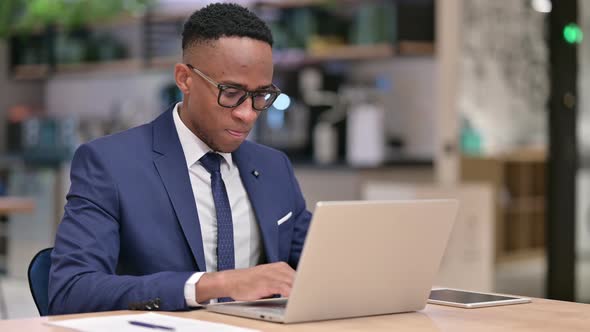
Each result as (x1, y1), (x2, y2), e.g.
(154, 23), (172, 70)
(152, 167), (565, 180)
(280, 153), (312, 268)
(48, 143), (194, 315)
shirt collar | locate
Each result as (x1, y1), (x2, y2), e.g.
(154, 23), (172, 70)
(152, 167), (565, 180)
(172, 102), (234, 170)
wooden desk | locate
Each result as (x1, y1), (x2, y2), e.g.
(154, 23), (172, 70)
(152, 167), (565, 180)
(1, 298), (588, 331)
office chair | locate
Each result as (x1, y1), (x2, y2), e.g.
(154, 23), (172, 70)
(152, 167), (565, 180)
(27, 248), (52, 316)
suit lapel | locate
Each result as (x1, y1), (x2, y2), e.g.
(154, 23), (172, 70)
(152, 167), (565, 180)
(152, 110), (207, 271)
(233, 144), (279, 263)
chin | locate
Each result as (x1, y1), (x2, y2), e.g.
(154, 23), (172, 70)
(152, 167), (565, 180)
(201, 133), (241, 153)
(216, 141), (243, 153)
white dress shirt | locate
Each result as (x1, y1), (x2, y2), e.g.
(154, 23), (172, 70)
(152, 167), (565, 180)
(172, 103), (262, 306)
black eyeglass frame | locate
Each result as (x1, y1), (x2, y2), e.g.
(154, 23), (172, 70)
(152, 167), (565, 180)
(186, 64), (281, 111)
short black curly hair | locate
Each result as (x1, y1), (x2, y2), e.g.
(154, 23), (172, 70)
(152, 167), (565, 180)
(182, 3), (273, 52)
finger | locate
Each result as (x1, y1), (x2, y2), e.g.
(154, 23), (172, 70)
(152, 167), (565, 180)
(267, 269), (294, 287)
(276, 261), (295, 273)
(274, 266), (296, 287)
(278, 282), (291, 298)
(256, 263), (295, 286)
(270, 262), (295, 279)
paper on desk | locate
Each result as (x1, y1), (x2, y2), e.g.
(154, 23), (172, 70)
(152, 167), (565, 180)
(46, 312), (259, 332)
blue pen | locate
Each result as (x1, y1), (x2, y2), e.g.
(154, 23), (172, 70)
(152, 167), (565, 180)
(128, 320), (176, 331)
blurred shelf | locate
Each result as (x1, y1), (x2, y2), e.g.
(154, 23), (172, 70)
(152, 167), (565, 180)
(497, 248), (545, 264)
(254, 0), (390, 8)
(152, 43), (400, 69)
(307, 43), (395, 61)
(142, 0), (388, 20)
(500, 148), (546, 163)
(7, 13), (144, 38)
(0, 197), (35, 214)
(148, 12), (187, 24)
(293, 156), (433, 170)
(11, 41), (433, 80)
(254, 0), (325, 8)
(398, 40), (435, 56)
(505, 196), (545, 214)
(275, 42), (433, 67)
(55, 58), (143, 75)
(12, 64), (51, 80)
(145, 0), (392, 21)
(150, 55), (181, 69)
(461, 147), (547, 261)
(88, 13), (143, 29)
(464, 147), (547, 163)
(12, 57), (183, 79)
(14, 59), (145, 80)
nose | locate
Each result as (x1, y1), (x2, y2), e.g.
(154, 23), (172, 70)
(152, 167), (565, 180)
(232, 97), (259, 124)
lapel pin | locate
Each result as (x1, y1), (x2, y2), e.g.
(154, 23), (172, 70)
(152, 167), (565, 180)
(252, 170), (260, 178)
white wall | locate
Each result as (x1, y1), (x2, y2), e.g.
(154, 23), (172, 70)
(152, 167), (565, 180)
(458, 0), (548, 154)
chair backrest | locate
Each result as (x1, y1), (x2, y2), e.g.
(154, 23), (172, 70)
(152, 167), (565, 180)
(27, 248), (53, 316)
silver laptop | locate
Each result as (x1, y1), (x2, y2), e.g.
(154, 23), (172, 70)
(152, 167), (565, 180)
(206, 199), (459, 323)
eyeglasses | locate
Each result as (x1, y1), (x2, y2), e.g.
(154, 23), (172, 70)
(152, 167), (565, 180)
(186, 64), (281, 111)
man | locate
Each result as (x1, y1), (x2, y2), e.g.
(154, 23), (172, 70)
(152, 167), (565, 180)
(48, 3), (312, 314)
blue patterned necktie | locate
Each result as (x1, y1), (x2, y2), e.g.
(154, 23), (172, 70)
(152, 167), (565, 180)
(200, 152), (234, 302)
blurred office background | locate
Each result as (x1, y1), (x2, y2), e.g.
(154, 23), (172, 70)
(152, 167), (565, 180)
(0, 0), (587, 319)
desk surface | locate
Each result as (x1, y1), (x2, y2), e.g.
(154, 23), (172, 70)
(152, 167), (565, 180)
(1, 297), (588, 331)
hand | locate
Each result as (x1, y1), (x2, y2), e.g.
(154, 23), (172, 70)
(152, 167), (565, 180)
(196, 262), (295, 303)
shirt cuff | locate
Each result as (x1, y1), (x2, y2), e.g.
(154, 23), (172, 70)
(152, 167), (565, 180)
(184, 272), (207, 307)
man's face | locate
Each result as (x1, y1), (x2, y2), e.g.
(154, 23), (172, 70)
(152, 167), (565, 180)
(177, 37), (274, 153)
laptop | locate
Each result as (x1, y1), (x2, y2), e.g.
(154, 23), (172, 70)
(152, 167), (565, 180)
(206, 199), (459, 323)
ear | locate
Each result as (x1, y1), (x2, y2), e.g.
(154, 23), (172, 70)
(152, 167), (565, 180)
(175, 63), (192, 95)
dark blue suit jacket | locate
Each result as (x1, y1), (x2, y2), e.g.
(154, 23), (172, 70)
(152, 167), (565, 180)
(48, 109), (312, 314)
